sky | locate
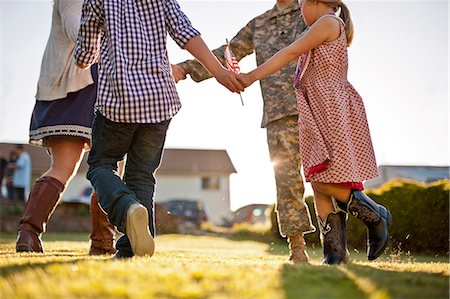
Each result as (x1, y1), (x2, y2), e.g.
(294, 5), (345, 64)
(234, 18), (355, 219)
(0, 0), (448, 210)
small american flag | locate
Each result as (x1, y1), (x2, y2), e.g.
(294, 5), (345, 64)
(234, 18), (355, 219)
(224, 45), (240, 73)
(224, 39), (244, 105)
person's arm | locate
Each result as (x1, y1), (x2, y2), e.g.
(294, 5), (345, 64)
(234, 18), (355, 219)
(183, 36), (244, 93)
(74, 0), (104, 69)
(238, 17), (339, 87)
(165, 0), (243, 93)
(14, 155), (25, 170)
(174, 19), (255, 83)
(59, 0), (83, 44)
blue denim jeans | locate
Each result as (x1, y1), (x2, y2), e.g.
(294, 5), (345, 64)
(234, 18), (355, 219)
(87, 112), (170, 256)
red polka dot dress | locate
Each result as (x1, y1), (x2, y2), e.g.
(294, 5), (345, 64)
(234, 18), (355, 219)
(293, 14), (379, 187)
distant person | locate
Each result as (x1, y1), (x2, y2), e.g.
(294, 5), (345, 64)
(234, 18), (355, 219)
(237, 0), (391, 263)
(75, 0), (244, 258)
(0, 152), (7, 197)
(172, 0), (316, 263)
(12, 145), (31, 201)
(15, 0), (115, 255)
(5, 151), (18, 200)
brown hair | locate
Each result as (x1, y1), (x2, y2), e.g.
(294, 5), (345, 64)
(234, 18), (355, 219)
(308, 0), (354, 46)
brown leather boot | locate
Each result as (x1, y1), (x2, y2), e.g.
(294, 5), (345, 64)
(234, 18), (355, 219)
(287, 233), (309, 263)
(88, 191), (116, 255)
(16, 176), (65, 253)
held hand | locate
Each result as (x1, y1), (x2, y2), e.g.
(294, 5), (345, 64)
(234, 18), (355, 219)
(76, 62), (90, 70)
(171, 64), (186, 83)
(215, 68), (245, 93)
(236, 73), (256, 88)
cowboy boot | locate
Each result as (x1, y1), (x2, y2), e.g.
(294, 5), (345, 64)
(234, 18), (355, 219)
(340, 190), (392, 260)
(318, 212), (347, 265)
(337, 210), (350, 264)
(333, 198), (350, 263)
(88, 191), (116, 255)
(16, 176), (64, 253)
(287, 233), (309, 263)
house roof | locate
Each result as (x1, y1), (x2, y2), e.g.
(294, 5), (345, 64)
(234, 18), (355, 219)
(158, 148), (237, 175)
(0, 143), (236, 175)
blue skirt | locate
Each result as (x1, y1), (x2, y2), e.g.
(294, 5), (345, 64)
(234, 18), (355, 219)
(29, 64), (98, 147)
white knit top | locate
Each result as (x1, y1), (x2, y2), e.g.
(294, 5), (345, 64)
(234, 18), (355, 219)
(35, 0), (93, 101)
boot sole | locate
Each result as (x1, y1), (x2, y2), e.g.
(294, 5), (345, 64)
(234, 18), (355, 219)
(368, 206), (392, 261)
(126, 204), (155, 257)
(16, 244), (34, 252)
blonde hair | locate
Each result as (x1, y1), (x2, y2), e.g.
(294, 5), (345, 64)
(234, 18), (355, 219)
(308, 0), (354, 46)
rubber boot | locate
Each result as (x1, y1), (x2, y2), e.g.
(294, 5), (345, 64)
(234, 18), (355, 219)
(88, 192), (116, 255)
(16, 176), (64, 253)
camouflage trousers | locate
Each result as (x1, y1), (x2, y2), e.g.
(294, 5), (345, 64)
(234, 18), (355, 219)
(266, 116), (315, 237)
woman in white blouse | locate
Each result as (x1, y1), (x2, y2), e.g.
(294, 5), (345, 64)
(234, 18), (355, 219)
(15, 0), (116, 255)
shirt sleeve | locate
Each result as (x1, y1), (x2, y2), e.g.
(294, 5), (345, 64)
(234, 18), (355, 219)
(177, 19), (255, 82)
(165, 0), (200, 49)
(59, 0), (83, 44)
(74, 0), (104, 66)
(15, 155), (26, 170)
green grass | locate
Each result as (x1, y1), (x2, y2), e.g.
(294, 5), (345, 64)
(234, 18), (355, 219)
(0, 233), (448, 299)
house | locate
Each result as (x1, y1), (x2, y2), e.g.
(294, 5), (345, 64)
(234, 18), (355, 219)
(155, 149), (236, 225)
(0, 143), (236, 225)
(365, 165), (450, 188)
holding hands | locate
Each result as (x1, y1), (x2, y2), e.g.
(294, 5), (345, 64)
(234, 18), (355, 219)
(236, 72), (256, 89)
(171, 63), (244, 93)
(171, 64), (186, 83)
(215, 68), (245, 94)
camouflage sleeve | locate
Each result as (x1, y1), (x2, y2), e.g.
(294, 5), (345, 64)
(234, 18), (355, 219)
(178, 19), (255, 82)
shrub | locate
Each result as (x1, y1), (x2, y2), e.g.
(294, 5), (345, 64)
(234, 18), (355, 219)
(1, 203), (25, 216)
(270, 179), (449, 255)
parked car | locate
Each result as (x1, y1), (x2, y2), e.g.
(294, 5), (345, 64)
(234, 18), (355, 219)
(64, 186), (93, 205)
(63, 189), (207, 234)
(154, 202), (179, 234)
(163, 199), (208, 233)
(231, 204), (270, 226)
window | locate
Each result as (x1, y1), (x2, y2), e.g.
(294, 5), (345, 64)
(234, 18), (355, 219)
(201, 176), (220, 190)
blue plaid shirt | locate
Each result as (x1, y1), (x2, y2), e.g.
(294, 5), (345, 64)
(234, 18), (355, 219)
(74, 0), (200, 123)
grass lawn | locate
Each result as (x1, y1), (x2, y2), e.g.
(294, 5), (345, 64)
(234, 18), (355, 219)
(0, 233), (448, 299)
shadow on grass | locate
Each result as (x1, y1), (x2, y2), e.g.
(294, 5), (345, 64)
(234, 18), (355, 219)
(0, 256), (91, 277)
(344, 263), (449, 299)
(0, 232), (90, 243)
(281, 263), (366, 299)
(281, 261), (449, 299)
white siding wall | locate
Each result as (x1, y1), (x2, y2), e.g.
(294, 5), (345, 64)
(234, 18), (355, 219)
(58, 173), (233, 225)
(155, 174), (231, 225)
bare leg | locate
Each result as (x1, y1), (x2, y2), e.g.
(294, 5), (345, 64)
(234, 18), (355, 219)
(311, 182), (351, 204)
(312, 186), (334, 222)
(44, 137), (86, 185)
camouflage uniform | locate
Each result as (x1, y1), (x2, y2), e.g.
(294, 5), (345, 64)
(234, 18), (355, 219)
(178, 1), (315, 236)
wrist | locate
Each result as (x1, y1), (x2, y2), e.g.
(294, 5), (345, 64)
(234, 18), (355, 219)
(249, 71), (258, 84)
(209, 64), (225, 78)
(177, 62), (188, 75)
